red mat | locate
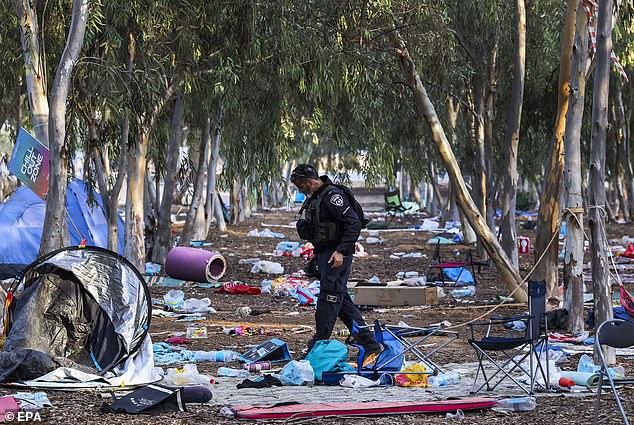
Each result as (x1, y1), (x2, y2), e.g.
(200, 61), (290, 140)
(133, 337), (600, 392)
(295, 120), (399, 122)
(228, 398), (497, 420)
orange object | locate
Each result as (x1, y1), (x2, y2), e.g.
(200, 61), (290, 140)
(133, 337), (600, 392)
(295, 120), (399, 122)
(559, 377), (575, 387)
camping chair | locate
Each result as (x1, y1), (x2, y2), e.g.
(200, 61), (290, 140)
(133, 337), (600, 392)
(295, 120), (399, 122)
(428, 240), (485, 286)
(468, 280), (549, 395)
(384, 191), (414, 225)
(593, 319), (634, 425)
(321, 320), (459, 384)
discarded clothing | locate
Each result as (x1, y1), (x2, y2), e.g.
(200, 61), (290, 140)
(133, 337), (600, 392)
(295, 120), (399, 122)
(13, 392), (52, 411)
(215, 282), (262, 295)
(236, 375), (283, 389)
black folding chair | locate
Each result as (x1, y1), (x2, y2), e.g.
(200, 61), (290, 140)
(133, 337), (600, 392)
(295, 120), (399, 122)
(468, 280), (549, 395)
(427, 240), (486, 286)
(593, 319), (634, 425)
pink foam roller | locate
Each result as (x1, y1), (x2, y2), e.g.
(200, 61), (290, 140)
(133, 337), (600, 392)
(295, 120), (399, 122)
(164, 247), (227, 282)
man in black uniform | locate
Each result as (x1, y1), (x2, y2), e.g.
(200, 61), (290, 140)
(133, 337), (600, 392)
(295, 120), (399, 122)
(290, 164), (381, 356)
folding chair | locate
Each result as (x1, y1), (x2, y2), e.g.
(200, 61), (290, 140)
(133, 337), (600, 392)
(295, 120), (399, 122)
(468, 280), (549, 395)
(593, 319), (634, 425)
(321, 319), (459, 384)
(428, 240), (485, 286)
(384, 191), (414, 226)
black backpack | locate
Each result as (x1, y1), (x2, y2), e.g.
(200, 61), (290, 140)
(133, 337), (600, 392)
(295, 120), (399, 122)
(332, 184), (370, 228)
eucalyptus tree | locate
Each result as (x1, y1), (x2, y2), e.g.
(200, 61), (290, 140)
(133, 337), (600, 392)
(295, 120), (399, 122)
(563, 5), (591, 333)
(15, 0), (91, 256)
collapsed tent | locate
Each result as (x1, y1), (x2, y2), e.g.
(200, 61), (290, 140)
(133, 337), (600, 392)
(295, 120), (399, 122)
(0, 179), (124, 279)
(0, 246), (158, 387)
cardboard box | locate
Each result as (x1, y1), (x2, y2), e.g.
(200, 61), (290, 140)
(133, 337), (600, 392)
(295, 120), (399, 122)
(353, 286), (438, 306)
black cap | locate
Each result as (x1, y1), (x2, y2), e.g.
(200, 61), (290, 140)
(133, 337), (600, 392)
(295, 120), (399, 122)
(290, 164), (319, 183)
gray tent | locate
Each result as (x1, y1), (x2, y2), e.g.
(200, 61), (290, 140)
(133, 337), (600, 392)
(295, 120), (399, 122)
(0, 246), (151, 383)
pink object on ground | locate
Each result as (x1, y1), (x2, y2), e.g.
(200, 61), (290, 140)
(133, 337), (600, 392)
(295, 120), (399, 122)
(227, 398), (498, 420)
(165, 247), (226, 282)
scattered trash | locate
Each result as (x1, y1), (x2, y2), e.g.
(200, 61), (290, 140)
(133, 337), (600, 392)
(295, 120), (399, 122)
(273, 360), (315, 386)
(217, 367), (251, 379)
(493, 396), (536, 412)
(164, 290), (185, 310)
(428, 370), (461, 387)
(164, 364), (213, 386)
(446, 409), (465, 420)
(354, 242), (369, 258)
(183, 297), (216, 314)
(165, 247), (227, 282)
(235, 306), (252, 316)
(215, 281), (262, 295)
(451, 286), (476, 298)
(395, 362), (429, 387)
(189, 240), (213, 247)
(273, 241), (301, 257)
(578, 354), (624, 378)
(239, 258), (260, 264)
(247, 228), (285, 238)
(365, 237), (383, 244)
(396, 271), (419, 278)
(165, 337), (188, 344)
(367, 275), (381, 284)
(224, 326), (271, 336)
(186, 325), (208, 339)
(13, 392), (52, 412)
(250, 260), (285, 274)
(243, 361), (272, 372)
(145, 262), (161, 275)
(339, 374), (382, 388)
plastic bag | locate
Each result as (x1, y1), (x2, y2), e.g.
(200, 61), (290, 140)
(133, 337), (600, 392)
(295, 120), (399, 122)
(164, 290), (185, 309)
(250, 261), (284, 274)
(183, 297), (216, 313)
(339, 374), (381, 388)
(163, 364), (212, 386)
(395, 363), (429, 387)
(273, 360), (315, 386)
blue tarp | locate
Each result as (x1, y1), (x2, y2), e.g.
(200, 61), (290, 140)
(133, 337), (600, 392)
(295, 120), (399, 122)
(0, 179), (124, 279)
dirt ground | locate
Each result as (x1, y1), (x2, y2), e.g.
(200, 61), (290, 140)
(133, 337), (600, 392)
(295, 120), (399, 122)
(8, 203), (634, 424)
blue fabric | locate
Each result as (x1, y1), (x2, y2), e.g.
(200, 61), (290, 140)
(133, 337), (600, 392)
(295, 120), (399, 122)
(587, 306), (633, 328)
(305, 339), (352, 381)
(374, 330), (404, 371)
(443, 267), (475, 285)
(0, 179), (124, 278)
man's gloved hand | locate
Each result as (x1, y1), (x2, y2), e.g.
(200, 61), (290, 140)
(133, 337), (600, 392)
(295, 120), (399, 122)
(328, 251), (344, 268)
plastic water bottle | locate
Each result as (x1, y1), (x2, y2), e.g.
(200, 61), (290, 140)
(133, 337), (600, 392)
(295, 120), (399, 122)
(428, 371), (461, 387)
(451, 286), (476, 298)
(494, 396), (536, 412)
(194, 350), (240, 362)
(217, 367), (250, 378)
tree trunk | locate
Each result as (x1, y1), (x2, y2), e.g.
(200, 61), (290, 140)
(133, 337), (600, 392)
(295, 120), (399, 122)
(588, 0), (615, 364)
(485, 43), (498, 235)
(389, 31), (528, 303)
(615, 80), (633, 222)
(533, 0), (577, 305)
(181, 116), (211, 245)
(205, 107), (223, 230)
(39, 0), (89, 255)
(125, 129), (148, 272)
(499, 0), (526, 271)
(563, 7), (590, 333)
(152, 89), (185, 263)
(14, 0), (49, 146)
(472, 81), (488, 254)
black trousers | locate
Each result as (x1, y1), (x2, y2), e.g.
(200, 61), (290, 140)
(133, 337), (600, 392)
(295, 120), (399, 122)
(307, 250), (378, 350)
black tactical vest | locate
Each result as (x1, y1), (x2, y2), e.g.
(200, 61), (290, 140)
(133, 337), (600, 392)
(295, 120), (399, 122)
(298, 184), (339, 244)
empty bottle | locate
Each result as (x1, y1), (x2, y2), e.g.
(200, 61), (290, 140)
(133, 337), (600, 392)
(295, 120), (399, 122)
(194, 350), (240, 362)
(335, 329), (350, 337)
(451, 286), (476, 298)
(217, 367), (250, 378)
(243, 361), (272, 372)
(428, 370), (461, 387)
(494, 396), (536, 412)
